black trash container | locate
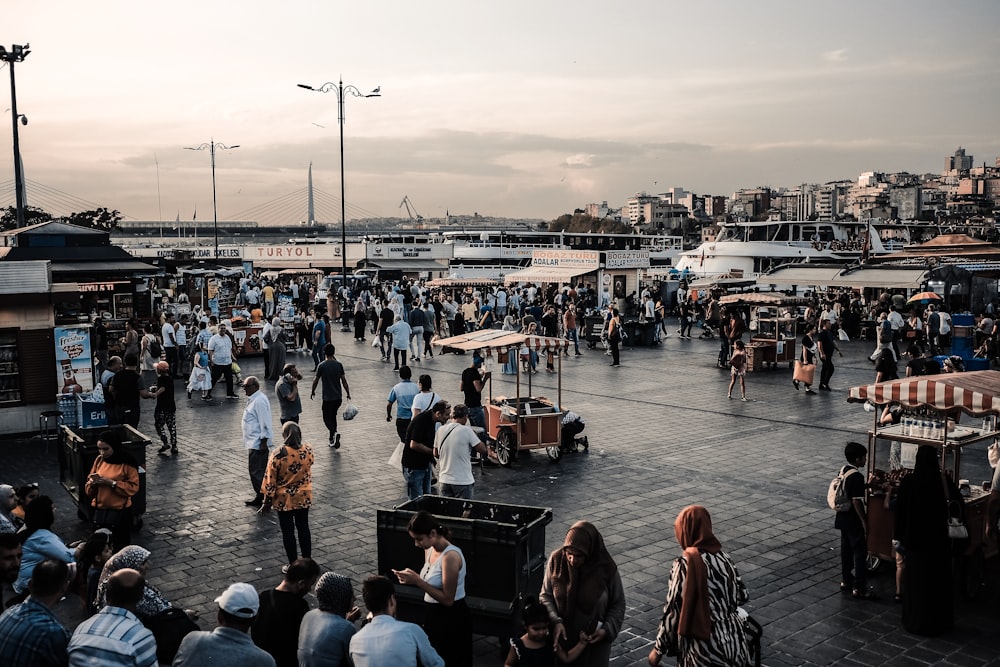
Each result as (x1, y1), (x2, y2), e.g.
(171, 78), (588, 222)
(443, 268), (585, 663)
(59, 423), (150, 527)
(582, 315), (605, 348)
(377, 496), (553, 638)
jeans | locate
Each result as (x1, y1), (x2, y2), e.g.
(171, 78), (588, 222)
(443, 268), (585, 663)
(248, 447), (268, 499)
(322, 399), (343, 441)
(392, 348), (407, 369)
(820, 358), (835, 387)
(467, 405), (486, 432)
(164, 346), (179, 377)
(404, 465), (432, 500)
(278, 508), (311, 563)
(440, 483), (474, 499)
(311, 345), (324, 370)
(409, 326), (424, 357)
(566, 328), (580, 354)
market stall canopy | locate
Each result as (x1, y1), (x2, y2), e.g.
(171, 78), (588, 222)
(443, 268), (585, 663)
(756, 265), (845, 287)
(425, 277), (502, 288)
(504, 266), (594, 285)
(846, 370), (1000, 417)
(826, 267), (928, 289)
(870, 234), (1000, 263)
(432, 328), (570, 353)
(718, 293), (810, 307)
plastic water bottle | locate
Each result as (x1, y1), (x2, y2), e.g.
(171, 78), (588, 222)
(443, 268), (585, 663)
(902, 417), (912, 436)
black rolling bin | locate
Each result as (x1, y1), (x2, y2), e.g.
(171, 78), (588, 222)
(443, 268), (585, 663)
(377, 495), (553, 638)
(59, 423), (150, 528)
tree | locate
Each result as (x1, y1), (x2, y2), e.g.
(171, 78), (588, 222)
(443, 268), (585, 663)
(66, 207), (122, 232)
(0, 205), (51, 231)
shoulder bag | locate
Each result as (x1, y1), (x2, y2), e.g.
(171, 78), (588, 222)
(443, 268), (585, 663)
(941, 473), (968, 539)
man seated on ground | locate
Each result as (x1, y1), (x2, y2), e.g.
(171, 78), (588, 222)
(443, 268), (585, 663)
(252, 558), (319, 667)
(68, 568), (158, 667)
(349, 576), (443, 667)
(0, 558), (71, 667)
(173, 582), (276, 667)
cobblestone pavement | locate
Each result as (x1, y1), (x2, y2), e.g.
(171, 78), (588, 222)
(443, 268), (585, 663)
(3, 327), (999, 666)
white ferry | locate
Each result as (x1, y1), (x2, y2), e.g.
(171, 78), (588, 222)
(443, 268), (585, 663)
(443, 230), (683, 263)
(674, 220), (912, 279)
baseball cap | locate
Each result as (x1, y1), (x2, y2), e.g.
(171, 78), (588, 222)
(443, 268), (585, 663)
(215, 582), (259, 618)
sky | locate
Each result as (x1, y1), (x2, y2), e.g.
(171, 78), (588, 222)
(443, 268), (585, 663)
(2, 0), (999, 224)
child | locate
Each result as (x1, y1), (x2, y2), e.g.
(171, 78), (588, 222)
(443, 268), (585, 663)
(728, 339), (748, 401)
(150, 361), (177, 455)
(835, 442), (873, 599)
(74, 529), (113, 615)
(187, 347), (212, 401)
(505, 596), (587, 666)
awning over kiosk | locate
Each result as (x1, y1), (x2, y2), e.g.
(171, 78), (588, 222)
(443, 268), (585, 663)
(847, 370), (1000, 417)
(503, 266), (594, 285)
(757, 266), (844, 286)
(827, 268), (928, 289)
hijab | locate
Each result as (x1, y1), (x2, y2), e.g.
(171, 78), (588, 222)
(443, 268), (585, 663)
(895, 445), (951, 552)
(0, 485), (16, 533)
(96, 545), (171, 617)
(674, 505), (722, 641)
(315, 572), (353, 614)
(549, 521), (617, 624)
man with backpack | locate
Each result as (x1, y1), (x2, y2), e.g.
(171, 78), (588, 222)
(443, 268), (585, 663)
(831, 442), (874, 599)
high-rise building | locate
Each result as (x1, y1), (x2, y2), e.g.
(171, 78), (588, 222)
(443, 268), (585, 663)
(945, 147), (974, 173)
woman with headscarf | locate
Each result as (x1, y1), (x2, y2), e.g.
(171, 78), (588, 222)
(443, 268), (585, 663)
(353, 298), (367, 341)
(649, 505), (751, 667)
(297, 572), (360, 667)
(539, 520), (626, 666)
(0, 484), (17, 533)
(266, 317), (287, 382)
(85, 429), (140, 549)
(95, 545), (172, 617)
(260, 422), (315, 570)
(894, 445), (962, 636)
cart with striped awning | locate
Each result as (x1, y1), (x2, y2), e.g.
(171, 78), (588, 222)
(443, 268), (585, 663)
(433, 329), (574, 464)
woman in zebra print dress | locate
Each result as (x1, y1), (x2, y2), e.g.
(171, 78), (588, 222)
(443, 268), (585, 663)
(649, 505), (751, 667)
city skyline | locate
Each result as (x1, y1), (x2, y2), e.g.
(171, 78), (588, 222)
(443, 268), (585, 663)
(3, 0), (999, 223)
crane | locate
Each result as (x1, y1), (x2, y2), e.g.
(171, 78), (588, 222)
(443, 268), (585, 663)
(399, 195), (424, 222)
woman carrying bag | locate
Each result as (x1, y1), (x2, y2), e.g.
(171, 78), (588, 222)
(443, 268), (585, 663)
(793, 322), (817, 394)
(85, 429), (140, 549)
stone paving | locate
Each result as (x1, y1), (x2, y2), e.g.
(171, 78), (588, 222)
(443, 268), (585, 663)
(3, 326), (1000, 666)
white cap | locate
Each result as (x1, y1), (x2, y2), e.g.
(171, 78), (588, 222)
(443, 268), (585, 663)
(215, 583), (259, 618)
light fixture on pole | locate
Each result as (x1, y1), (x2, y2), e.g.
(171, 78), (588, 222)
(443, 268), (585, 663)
(298, 79), (380, 328)
(184, 139), (239, 262)
(0, 43), (30, 229)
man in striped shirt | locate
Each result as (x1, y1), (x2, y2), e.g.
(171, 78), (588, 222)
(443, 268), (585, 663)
(68, 568), (157, 667)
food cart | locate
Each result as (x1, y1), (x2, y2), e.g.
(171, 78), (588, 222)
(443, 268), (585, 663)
(846, 371), (1000, 590)
(433, 329), (573, 465)
(719, 293), (805, 370)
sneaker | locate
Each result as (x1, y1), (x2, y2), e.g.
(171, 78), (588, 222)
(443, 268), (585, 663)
(226, 394), (239, 399)
(792, 380), (800, 390)
(329, 438), (336, 448)
(157, 444), (170, 454)
(741, 397), (748, 402)
(171, 447), (178, 454)
(187, 390), (192, 399)
(281, 564), (290, 574)
(575, 351), (582, 356)
(334, 433), (342, 449)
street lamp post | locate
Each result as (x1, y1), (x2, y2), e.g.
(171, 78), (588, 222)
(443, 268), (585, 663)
(0, 43), (30, 229)
(298, 79), (379, 328)
(185, 139), (239, 262)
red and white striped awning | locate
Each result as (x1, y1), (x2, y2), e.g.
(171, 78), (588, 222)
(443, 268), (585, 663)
(847, 370), (1000, 417)
(432, 329), (569, 353)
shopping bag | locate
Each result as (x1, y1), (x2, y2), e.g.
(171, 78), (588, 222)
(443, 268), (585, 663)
(838, 329), (850, 341)
(793, 361), (815, 385)
(371, 337), (381, 348)
(387, 441), (404, 470)
(342, 400), (359, 421)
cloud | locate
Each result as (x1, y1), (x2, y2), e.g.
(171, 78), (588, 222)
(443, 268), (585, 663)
(823, 48), (848, 63)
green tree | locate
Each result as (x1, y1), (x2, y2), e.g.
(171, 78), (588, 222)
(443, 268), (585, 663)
(0, 205), (51, 231)
(66, 207), (122, 232)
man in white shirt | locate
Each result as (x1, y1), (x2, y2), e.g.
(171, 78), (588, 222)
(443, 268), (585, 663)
(434, 404), (491, 499)
(208, 322), (238, 399)
(162, 313), (179, 379)
(349, 577), (443, 667)
(241, 376), (273, 507)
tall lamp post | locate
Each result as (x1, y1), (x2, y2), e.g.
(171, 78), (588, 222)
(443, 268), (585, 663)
(184, 139), (239, 262)
(298, 79), (379, 327)
(1, 43), (30, 229)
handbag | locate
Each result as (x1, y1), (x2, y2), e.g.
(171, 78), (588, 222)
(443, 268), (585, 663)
(793, 360), (815, 385)
(92, 508), (124, 528)
(941, 473), (968, 539)
(387, 441), (404, 471)
(343, 400), (359, 421)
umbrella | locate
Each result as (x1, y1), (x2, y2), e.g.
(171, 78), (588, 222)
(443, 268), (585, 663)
(907, 291), (942, 305)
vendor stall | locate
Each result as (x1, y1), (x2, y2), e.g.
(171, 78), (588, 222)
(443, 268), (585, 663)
(433, 329), (583, 465)
(846, 371), (1000, 588)
(720, 293), (807, 370)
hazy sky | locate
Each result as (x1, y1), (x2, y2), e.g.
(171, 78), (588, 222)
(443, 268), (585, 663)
(2, 0), (999, 224)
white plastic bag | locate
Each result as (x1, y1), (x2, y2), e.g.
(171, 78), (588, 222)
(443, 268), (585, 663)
(838, 329), (850, 342)
(342, 400), (359, 421)
(387, 441), (404, 470)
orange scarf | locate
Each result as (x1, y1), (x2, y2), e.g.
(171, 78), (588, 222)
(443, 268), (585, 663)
(674, 505), (722, 641)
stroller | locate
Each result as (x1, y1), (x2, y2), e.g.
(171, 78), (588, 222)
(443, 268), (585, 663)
(560, 411), (588, 453)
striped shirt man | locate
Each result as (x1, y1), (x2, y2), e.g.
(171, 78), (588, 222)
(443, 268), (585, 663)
(68, 605), (157, 667)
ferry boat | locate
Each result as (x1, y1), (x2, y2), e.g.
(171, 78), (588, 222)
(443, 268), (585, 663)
(674, 219), (925, 279)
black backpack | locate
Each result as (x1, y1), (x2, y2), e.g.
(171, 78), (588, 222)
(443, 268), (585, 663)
(148, 336), (163, 358)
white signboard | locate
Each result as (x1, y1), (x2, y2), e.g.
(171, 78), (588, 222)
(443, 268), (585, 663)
(605, 250), (650, 269)
(368, 244), (452, 260)
(529, 249), (600, 269)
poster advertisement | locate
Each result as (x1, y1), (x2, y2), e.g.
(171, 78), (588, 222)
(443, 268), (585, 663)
(54, 325), (95, 393)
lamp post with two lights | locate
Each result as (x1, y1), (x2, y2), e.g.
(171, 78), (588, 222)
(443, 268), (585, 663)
(184, 140), (239, 262)
(0, 43), (30, 229)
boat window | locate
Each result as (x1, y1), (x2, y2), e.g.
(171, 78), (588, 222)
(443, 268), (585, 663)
(748, 226), (769, 242)
(772, 225), (789, 241)
(800, 226), (817, 242)
(818, 226), (835, 242)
